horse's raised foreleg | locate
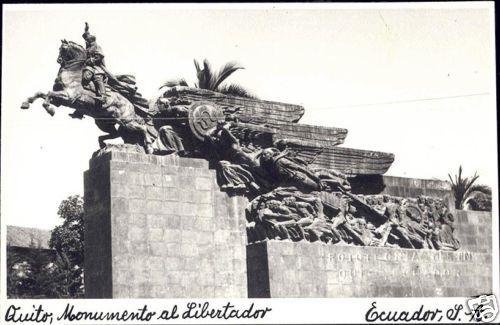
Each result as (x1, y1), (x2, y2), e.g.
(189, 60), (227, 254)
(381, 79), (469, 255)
(21, 90), (70, 116)
(21, 92), (47, 109)
(21, 92), (55, 116)
(42, 90), (71, 116)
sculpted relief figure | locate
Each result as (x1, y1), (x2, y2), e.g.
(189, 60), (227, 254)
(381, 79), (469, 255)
(155, 125), (186, 155)
(247, 188), (330, 243)
(203, 121), (352, 195)
(247, 189), (460, 251)
(188, 116), (460, 251)
(151, 97), (189, 155)
(204, 121), (267, 193)
(259, 147), (351, 193)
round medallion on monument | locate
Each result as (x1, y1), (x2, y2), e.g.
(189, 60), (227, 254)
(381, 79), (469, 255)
(188, 102), (225, 140)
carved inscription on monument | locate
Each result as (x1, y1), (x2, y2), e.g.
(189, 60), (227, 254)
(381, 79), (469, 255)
(325, 250), (474, 285)
(327, 250), (473, 263)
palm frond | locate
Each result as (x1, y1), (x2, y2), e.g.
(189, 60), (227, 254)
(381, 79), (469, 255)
(469, 184), (492, 195)
(203, 59), (215, 90)
(159, 78), (189, 89)
(194, 59), (208, 89)
(213, 61), (244, 91)
(193, 59), (201, 74)
(219, 84), (257, 99)
(448, 165), (480, 209)
(463, 172), (479, 200)
(193, 58), (246, 92)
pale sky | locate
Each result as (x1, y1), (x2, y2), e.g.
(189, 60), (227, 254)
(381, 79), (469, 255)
(1, 3), (497, 229)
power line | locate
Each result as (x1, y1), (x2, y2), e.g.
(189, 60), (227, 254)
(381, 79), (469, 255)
(312, 92), (491, 110)
(29, 91), (491, 121)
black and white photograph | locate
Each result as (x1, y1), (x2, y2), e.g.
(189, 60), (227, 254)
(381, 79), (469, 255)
(1, 2), (498, 324)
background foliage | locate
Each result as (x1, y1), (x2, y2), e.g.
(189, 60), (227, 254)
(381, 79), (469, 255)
(7, 195), (85, 298)
(448, 166), (491, 211)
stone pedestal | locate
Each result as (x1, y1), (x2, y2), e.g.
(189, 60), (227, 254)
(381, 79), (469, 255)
(83, 150), (492, 299)
(247, 210), (492, 298)
(84, 151), (248, 298)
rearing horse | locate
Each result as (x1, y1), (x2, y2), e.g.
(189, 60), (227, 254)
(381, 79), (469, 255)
(21, 40), (154, 153)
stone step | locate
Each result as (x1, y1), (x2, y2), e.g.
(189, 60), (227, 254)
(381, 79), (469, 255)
(155, 87), (395, 175)
(270, 122), (348, 147)
(164, 86), (305, 124)
(309, 146), (395, 175)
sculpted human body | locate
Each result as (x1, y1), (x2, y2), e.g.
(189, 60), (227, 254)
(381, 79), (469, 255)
(259, 147), (351, 193)
(205, 121), (269, 192)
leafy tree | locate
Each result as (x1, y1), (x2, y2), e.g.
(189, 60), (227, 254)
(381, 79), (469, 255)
(7, 247), (58, 298)
(49, 195), (85, 297)
(50, 195), (84, 263)
(7, 250), (34, 298)
(448, 166), (480, 209)
(161, 59), (257, 98)
(7, 195), (84, 298)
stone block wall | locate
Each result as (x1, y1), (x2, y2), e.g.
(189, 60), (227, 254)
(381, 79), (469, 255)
(247, 237), (492, 298)
(310, 147), (395, 176)
(83, 151), (492, 299)
(350, 175), (455, 209)
(84, 151), (248, 298)
(271, 122), (348, 147)
(454, 210), (492, 253)
(84, 156), (112, 298)
(380, 176), (453, 199)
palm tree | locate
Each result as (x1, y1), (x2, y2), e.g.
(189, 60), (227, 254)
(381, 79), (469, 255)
(193, 59), (242, 90)
(448, 166), (479, 209)
(161, 59), (257, 98)
(464, 184), (492, 211)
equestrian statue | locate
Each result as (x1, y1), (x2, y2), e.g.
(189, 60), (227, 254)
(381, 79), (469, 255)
(21, 23), (156, 153)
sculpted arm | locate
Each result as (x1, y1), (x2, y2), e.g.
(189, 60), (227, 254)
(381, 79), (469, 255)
(220, 124), (239, 146)
(285, 159), (321, 183)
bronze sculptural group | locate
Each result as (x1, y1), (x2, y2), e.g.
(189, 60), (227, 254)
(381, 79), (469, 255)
(21, 23), (460, 251)
(246, 189), (460, 250)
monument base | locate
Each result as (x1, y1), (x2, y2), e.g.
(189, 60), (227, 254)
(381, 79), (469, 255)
(84, 151), (248, 298)
(84, 150), (492, 299)
(247, 240), (492, 298)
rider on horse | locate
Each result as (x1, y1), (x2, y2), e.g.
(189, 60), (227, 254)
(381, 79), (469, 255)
(81, 22), (110, 107)
(22, 23), (156, 154)
(80, 23), (139, 105)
